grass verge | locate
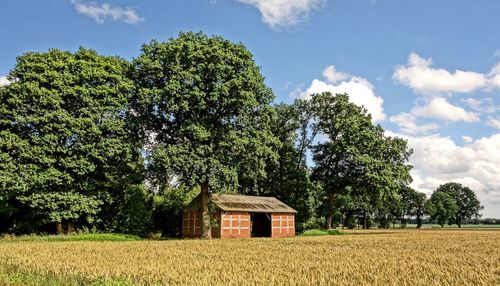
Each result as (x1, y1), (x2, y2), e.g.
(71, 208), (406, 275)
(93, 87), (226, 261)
(301, 229), (344, 236)
(0, 233), (141, 243)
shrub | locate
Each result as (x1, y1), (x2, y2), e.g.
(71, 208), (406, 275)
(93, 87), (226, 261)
(301, 229), (344, 236)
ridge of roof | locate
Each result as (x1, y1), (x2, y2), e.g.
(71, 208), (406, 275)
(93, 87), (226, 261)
(209, 193), (297, 213)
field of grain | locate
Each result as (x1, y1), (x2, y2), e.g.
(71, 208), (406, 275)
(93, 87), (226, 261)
(0, 229), (499, 285)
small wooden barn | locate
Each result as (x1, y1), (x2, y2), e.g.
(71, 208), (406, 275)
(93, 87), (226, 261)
(182, 194), (297, 239)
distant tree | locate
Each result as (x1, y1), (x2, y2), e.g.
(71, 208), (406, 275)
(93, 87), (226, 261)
(132, 32), (278, 239)
(435, 182), (482, 227)
(310, 92), (412, 229)
(425, 192), (458, 227)
(256, 103), (318, 231)
(310, 93), (372, 229)
(0, 48), (142, 234)
(400, 186), (427, 228)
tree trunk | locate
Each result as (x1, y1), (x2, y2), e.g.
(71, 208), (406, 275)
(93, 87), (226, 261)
(200, 180), (212, 239)
(363, 213), (367, 229)
(416, 214), (422, 229)
(325, 215), (333, 230)
(67, 222), (76, 233)
(55, 222), (63, 235)
(324, 192), (337, 230)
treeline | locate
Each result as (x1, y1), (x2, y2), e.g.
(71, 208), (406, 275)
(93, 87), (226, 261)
(0, 32), (482, 237)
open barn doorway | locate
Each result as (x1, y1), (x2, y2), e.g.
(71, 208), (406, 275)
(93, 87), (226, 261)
(250, 213), (271, 237)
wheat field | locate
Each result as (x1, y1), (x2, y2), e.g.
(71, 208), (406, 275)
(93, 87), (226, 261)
(0, 229), (499, 285)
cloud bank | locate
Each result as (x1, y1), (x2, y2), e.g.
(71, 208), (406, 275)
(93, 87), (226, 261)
(71, 0), (143, 24)
(295, 66), (386, 122)
(488, 117), (500, 130)
(236, 0), (326, 28)
(393, 52), (500, 94)
(387, 131), (500, 218)
(389, 112), (439, 135)
(411, 97), (479, 123)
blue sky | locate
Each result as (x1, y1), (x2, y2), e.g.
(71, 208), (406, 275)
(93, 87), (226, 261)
(1, 0), (499, 217)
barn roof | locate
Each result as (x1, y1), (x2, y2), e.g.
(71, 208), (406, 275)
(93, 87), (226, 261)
(184, 193), (297, 213)
(211, 194), (297, 213)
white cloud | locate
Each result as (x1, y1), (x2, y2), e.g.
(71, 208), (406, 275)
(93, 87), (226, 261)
(411, 97), (479, 123)
(298, 75), (386, 122)
(487, 63), (500, 89)
(393, 52), (500, 94)
(462, 135), (473, 144)
(322, 65), (350, 83)
(71, 0), (143, 24)
(494, 49), (500, 58)
(487, 117), (500, 130)
(389, 112), (439, 135)
(0, 76), (10, 86)
(236, 0), (326, 28)
(462, 98), (497, 114)
(386, 131), (500, 218)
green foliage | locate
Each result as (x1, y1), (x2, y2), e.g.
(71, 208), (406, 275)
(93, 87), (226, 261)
(149, 186), (199, 237)
(425, 191), (458, 227)
(399, 186), (426, 228)
(132, 32), (278, 189)
(308, 92), (412, 229)
(100, 184), (151, 235)
(0, 47), (142, 233)
(131, 32), (279, 238)
(19, 192), (103, 225)
(301, 229), (343, 236)
(435, 182), (482, 227)
(239, 103), (319, 232)
(0, 32), (429, 238)
(0, 233), (141, 242)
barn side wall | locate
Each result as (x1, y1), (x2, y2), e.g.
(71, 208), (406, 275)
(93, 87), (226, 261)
(182, 211), (201, 238)
(182, 211), (222, 238)
(271, 213), (295, 238)
(221, 211), (250, 239)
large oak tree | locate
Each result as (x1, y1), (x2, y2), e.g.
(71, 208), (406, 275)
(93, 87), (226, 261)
(309, 92), (412, 229)
(435, 182), (482, 227)
(0, 48), (142, 233)
(132, 32), (278, 238)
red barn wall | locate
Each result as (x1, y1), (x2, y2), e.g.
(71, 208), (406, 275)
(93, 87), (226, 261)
(182, 211), (222, 238)
(183, 211), (295, 239)
(221, 211), (250, 239)
(271, 213), (295, 238)
(182, 211), (201, 238)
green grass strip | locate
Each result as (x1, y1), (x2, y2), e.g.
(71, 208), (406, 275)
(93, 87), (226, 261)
(301, 229), (344, 236)
(0, 233), (141, 243)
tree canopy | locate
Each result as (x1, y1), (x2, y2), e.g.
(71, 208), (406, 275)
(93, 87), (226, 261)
(308, 92), (413, 229)
(0, 32), (485, 236)
(425, 191), (458, 227)
(434, 182), (482, 227)
(0, 48), (143, 233)
(131, 32), (278, 238)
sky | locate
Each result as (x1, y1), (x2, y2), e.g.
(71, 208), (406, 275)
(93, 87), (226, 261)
(1, 0), (499, 217)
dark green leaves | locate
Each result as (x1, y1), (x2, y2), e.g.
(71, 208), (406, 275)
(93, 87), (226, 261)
(133, 32), (278, 191)
(0, 48), (140, 231)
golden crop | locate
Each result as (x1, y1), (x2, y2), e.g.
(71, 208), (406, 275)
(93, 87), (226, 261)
(0, 229), (499, 285)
